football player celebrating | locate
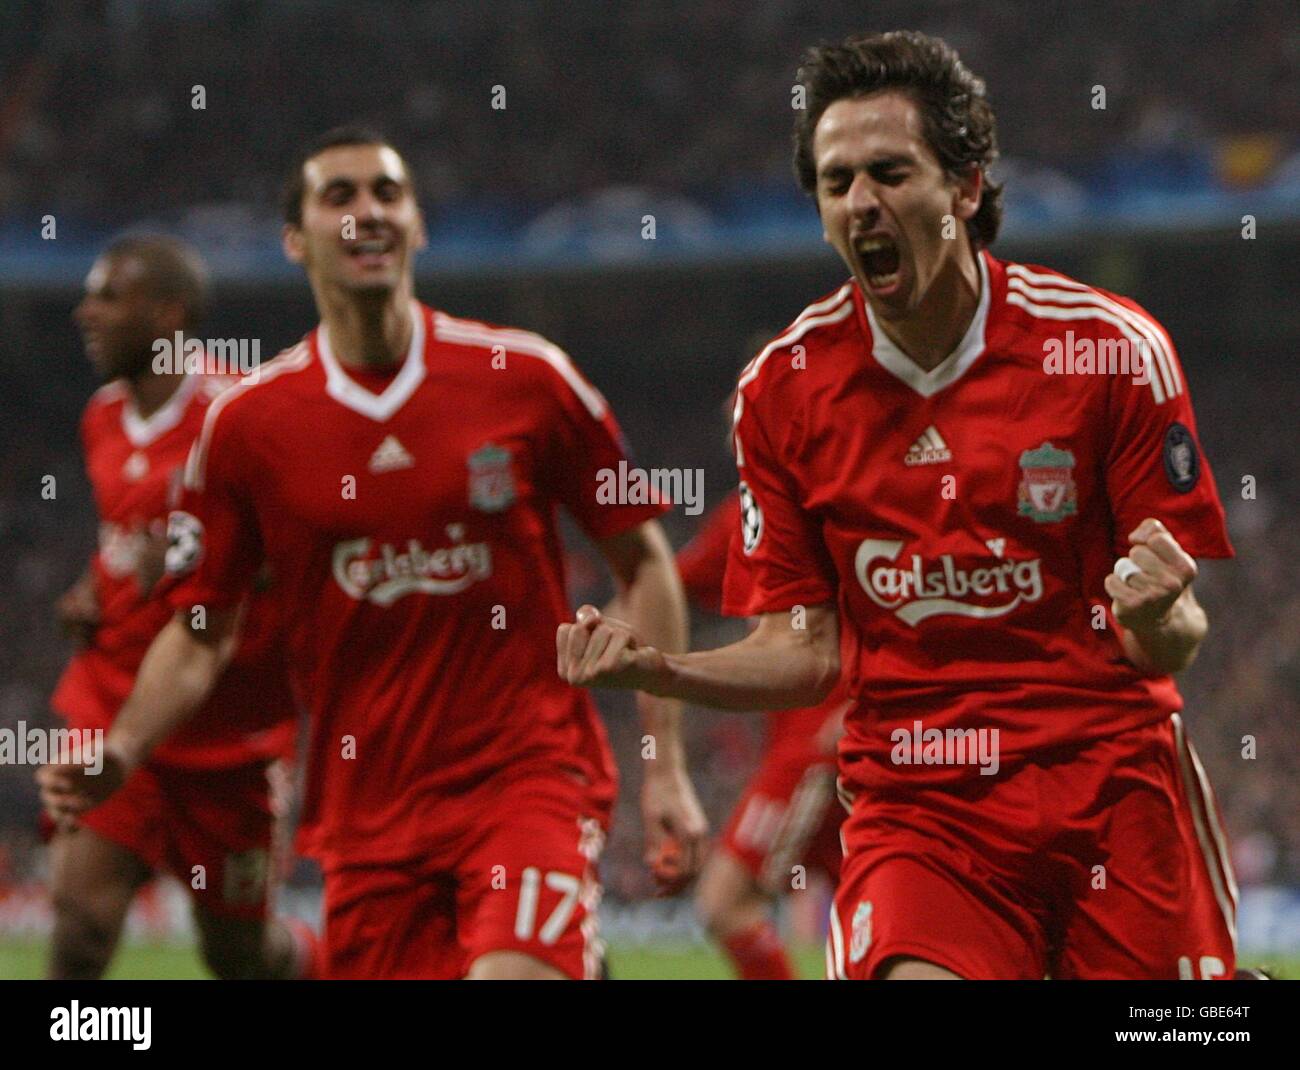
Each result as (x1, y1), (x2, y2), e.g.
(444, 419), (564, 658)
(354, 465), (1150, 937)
(42, 130), (706, 979)
(559, 32), (1238, 980)
(44, 235), (307, 979)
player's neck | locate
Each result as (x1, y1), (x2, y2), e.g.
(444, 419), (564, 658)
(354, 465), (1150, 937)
(319, 290), (414, 371)
(873, 247), (981, 373)
(127, 369), (187, 420)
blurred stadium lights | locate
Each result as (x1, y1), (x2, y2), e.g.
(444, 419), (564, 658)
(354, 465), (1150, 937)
(3, 173), (1299, 285)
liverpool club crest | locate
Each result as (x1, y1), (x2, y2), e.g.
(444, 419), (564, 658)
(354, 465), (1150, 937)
(467, 443), (516, 513)
(1017, 442), (1077, 523)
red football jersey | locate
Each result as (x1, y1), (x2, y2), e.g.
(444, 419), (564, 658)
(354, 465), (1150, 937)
(51, 374), (296, 768)
(723, 251), (1232, 790)
(169, 302), (664, 869)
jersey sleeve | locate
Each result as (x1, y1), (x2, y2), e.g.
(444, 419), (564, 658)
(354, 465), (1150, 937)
(676, 490), (741, 614)
(721, 390), (836, 616)
(1103, 307), (1233, 560)
(541, 353), (669, 540)
(163, 401), (264, 612)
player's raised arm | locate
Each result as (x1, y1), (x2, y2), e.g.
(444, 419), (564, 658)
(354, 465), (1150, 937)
(560, 346), (842, 712)
(558, 600), (839, 711)
(1101, 300), (1232, 677)
(38, 605), (240, 821)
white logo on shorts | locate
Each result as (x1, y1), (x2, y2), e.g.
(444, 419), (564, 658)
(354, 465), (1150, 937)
(849, 900), (873, 964)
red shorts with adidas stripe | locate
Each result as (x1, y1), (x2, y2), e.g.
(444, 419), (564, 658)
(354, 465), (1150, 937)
(826, 714), (1236, 980)
(721, 698), (847, 890)
(321, 773), (608, 979)
(43, 759), (284, 921)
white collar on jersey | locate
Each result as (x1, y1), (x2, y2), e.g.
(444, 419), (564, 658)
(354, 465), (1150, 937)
(864, 250), (991, 398)
(121, 373), (199, 448)
(316, 301), (427, 422)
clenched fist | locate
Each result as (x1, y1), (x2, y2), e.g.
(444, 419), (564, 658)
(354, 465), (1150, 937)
(556, 605), (668, 692)
(37, 749), (130, 831)
(1104, 517), (1197, 631)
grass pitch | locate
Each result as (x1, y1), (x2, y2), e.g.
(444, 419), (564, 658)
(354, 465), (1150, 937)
(0, 937), (822, 979)
(1, 938), (1290, 980)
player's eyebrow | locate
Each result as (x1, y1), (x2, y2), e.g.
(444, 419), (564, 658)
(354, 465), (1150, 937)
(869, 154), (913, 171)
(317, 173), (406, 198)
(315, 176), (358, 199)
(819, 153), (914, 179)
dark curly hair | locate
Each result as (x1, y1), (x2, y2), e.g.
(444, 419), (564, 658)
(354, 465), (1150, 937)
(793, 30), (1003, 249)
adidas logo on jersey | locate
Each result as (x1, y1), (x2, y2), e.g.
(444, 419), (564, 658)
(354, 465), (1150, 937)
(904, 426), (951, 466)
(368, 435), (413, 474)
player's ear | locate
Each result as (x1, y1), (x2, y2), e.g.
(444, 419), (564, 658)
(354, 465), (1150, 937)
(952, 166), (982, 223)
(281, 223), (306, 265)
(413, 209), (428, 254)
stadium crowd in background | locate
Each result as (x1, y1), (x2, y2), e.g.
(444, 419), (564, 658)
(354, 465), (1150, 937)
(1, 0), (1296, 233)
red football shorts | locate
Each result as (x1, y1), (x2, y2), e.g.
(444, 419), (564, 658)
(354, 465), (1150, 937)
(721, 700), (846, 891)
(321, 774), (608, 979)
(827, 713), (1237, 980)
(51, 760), (282, 921)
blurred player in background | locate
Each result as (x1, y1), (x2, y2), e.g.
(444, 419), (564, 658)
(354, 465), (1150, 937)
(43, 235), (309, 979)
(559, 31), (1240, 980)
(43, 130), (706, 979)
(679, 488), (847, 980)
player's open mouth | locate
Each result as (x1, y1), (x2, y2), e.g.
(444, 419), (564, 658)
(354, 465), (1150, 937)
(347, 238), (397, 265)
(856, 236), (901, 292)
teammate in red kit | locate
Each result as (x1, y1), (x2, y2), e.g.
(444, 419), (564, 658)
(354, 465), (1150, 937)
(558, 32), (1239, 980)
(41, 236), (308, 979)
(42, 130), (706, 980)
(680, 490), (847, 980)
